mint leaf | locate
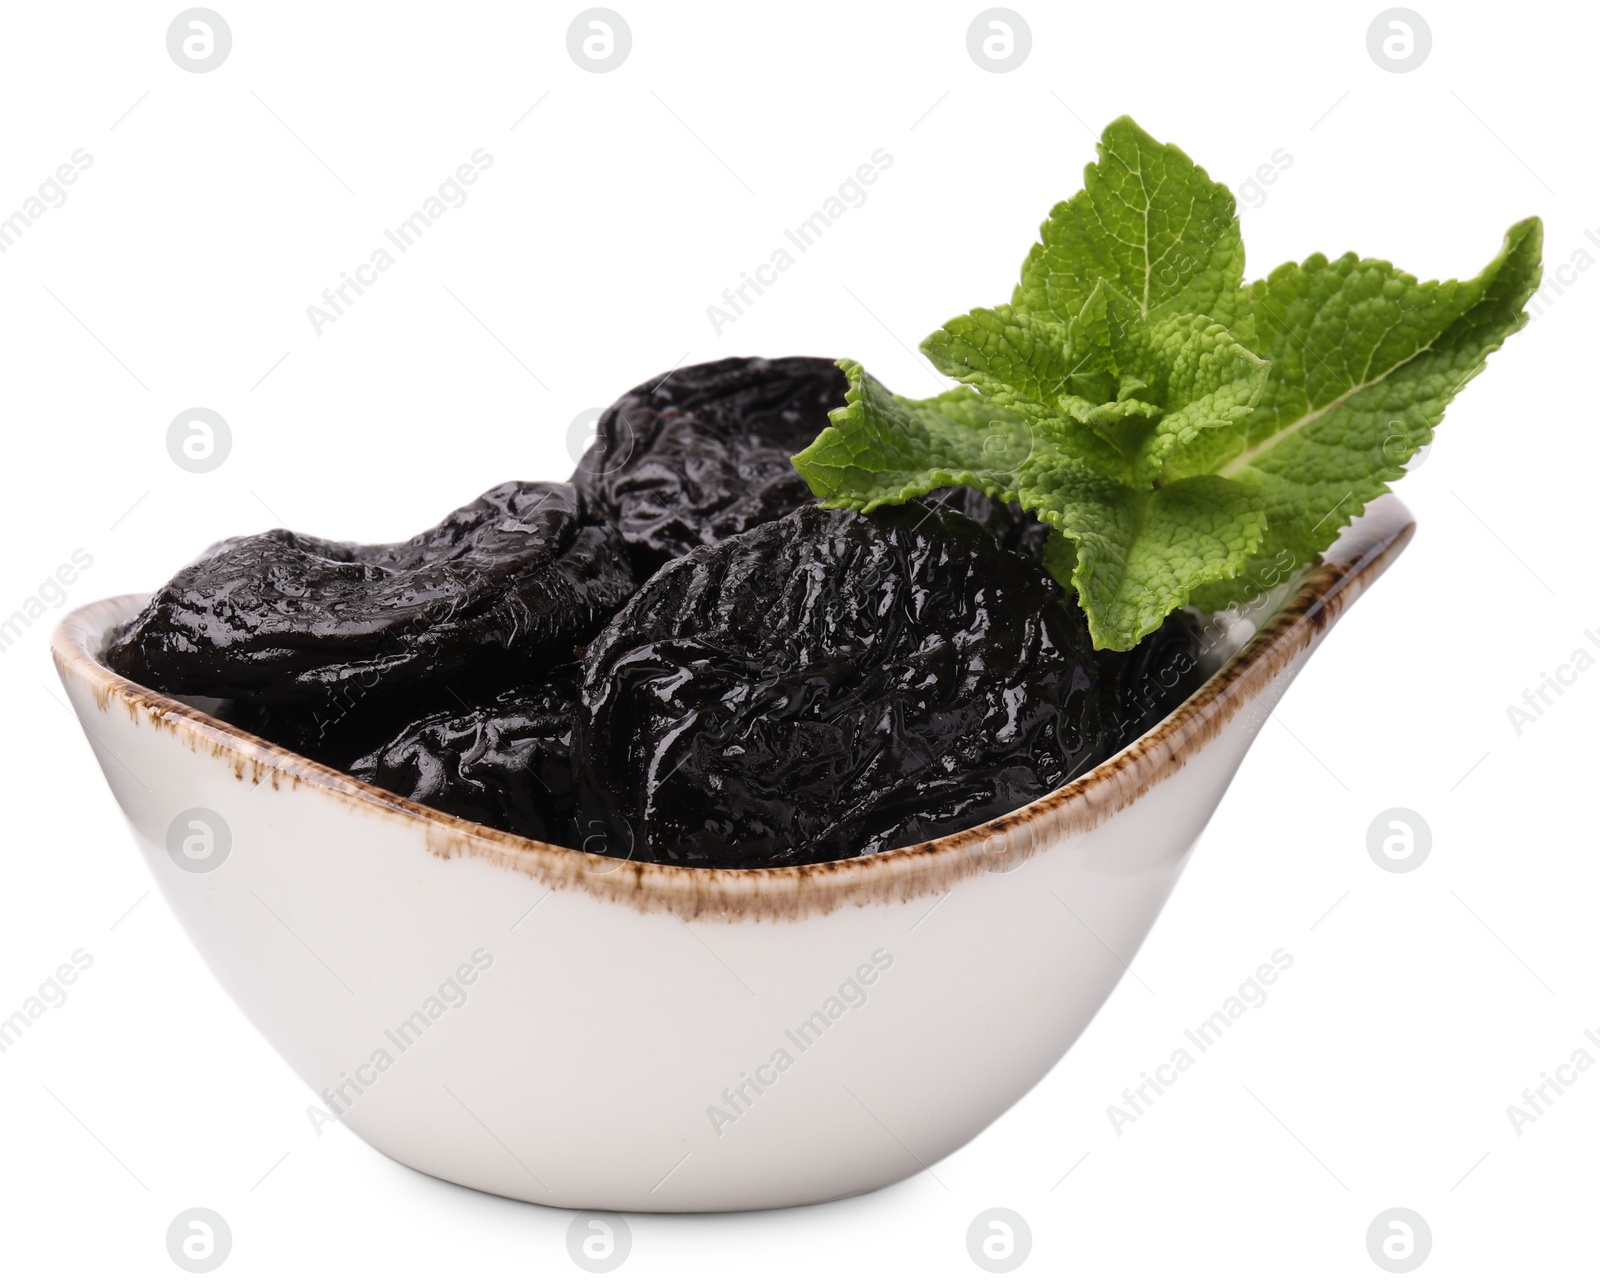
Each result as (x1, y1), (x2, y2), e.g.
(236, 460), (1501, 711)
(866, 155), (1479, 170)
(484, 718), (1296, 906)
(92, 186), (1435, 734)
(792, 360), (1036, 509)
(919, 305), (1076, 408)
(920, 287), (1269, 488)
(794, 359), (1269, 648)
(1013, 115), (1244, 323)
(793, 117), (1542, 650)
(1018, 464), (1264, 649)
(918, 305), (1139, 480)
(1107, 307), (1270, 484)
(1196, 216), (1543, 607)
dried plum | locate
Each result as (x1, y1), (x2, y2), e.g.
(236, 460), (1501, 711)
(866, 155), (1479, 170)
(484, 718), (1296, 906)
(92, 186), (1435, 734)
(104, 358), (1210, 868)
(927, 487), (1053, 562)
(572, 356), (847, 575)
(575, 501), (1130, 869)
(1100, 610), (1207, 744)
(105, 481), (634, 712)
(227, 698), (397, 772)
(349, 669), (582, 847)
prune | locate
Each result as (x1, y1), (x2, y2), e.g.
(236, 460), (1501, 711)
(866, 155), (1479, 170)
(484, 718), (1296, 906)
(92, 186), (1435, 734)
(105, 482), (634, 714)
(927, 487), (1053, 562)
(227, 698), (397, 772)
(575, 501), (1130, 869)
(104, 362), (1206, 867)
(1100, 610), (1207, 744)
(349, 669), (581, 847)
(572, 356), (847, 575)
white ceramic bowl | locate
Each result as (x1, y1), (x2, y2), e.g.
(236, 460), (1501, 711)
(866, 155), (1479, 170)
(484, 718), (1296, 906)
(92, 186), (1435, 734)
(52, 497), (1412, 1212)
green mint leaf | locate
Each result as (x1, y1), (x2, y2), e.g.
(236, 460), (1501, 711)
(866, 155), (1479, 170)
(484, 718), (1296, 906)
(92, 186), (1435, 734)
(792, 359), (1036, 509)
(1110, 309), (1270, 485)
(1198, 216), (1543, 605)
(794, 359), (1269, 650)
(919, 286), (1267, 486)
(794, 117), (1542, 650)
(918, 305), (1137, 479)
(920, 305), (1075, 406)
(1017, 462), (1264, 648)
(1013, 115), (1244, 324)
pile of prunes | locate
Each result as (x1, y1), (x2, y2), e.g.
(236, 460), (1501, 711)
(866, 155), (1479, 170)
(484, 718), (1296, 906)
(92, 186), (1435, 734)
(106, 358), (1206, 868)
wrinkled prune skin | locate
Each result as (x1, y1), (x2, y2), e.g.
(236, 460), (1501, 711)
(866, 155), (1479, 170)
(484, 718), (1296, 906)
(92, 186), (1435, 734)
(105, 482), (634, 711)
(1100, 609), (1207, 741)
(575, 502), (1126, 869)
(349, 669), (581, 847)
(103, 350), (1209, 866)
(927, 487), (1053, 562)
(572, 356), (847, 576)
(227, 698), (400, 773)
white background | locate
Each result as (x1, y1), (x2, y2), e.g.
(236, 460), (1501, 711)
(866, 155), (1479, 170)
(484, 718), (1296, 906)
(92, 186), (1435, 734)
(1, 1), (1593, 1277)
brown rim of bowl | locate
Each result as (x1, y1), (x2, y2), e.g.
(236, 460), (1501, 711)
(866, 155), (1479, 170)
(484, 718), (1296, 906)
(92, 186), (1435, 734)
(52, 495), (1414, 922)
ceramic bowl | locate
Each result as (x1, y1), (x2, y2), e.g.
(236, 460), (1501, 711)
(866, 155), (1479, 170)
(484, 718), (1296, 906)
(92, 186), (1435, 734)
(51, 496), (1413, 1212)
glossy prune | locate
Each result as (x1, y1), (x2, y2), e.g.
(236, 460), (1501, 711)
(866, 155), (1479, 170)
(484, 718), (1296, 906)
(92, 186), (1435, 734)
(1099, 609), (1207, 744)
(572, 356), (847, 575)
(349, 670), (581, 847)
(227, 698), (402, 772)
(927, 487), (1053, 562)
(575, 502), (1126, 869)
(105, 481), (634, 710)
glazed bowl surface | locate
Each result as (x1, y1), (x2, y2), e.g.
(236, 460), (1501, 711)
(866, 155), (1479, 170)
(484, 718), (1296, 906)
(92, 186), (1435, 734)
(51, 496), (1413, 1212)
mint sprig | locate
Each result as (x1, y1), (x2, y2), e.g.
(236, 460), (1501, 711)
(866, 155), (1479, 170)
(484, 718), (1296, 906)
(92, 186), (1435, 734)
(792, 116), (1543, 650)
